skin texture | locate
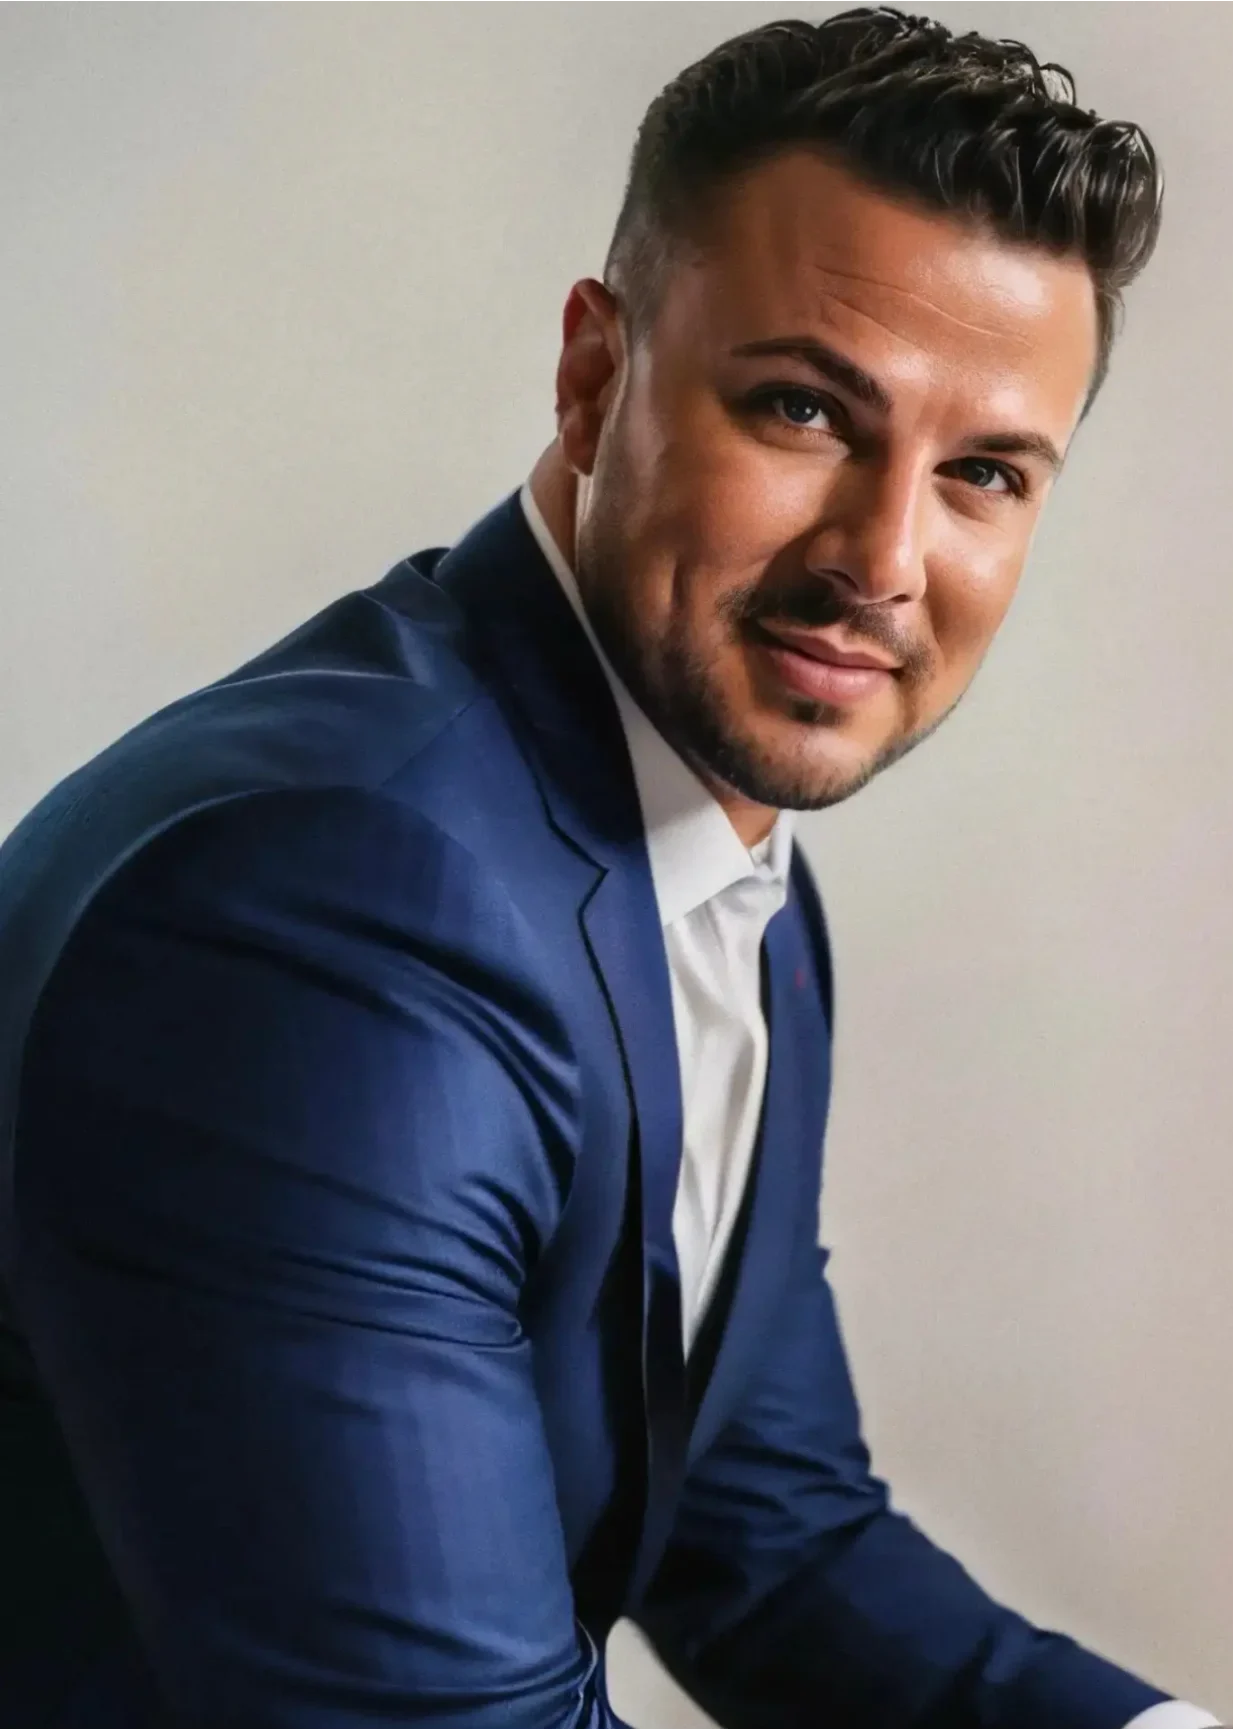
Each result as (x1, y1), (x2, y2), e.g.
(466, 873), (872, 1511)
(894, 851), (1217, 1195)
(531, 150), (1099, 846)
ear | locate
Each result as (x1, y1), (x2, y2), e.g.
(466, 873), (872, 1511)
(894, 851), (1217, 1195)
(555, 279), (624, 477)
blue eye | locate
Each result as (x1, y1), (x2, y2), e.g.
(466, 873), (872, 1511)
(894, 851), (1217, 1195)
(767, 388), (833, 429)
(740, 382), (844, 438)
(945, 458), (1025, 497)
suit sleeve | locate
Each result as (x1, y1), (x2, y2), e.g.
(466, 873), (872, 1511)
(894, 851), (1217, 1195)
(11, 787), (618, 1727)
(635, 1234), (1168, 1728)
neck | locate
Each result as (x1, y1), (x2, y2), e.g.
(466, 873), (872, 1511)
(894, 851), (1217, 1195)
(529, 447), (580, 571)
(528, 446), (782, 852)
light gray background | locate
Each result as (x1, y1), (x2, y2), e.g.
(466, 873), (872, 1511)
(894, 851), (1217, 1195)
(3, 3), (1231, 1723)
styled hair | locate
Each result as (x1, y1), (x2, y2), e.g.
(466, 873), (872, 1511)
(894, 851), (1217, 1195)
(605, 7), (1162, 405)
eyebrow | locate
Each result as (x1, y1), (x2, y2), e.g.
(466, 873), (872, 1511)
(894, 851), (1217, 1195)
(732, 336), (895, 415)
(955, 427), (1064, 475)
(729, 335), (1065, 474)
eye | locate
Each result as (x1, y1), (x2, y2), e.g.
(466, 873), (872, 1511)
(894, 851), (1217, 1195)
(942, 457), (1027, 499)
(747, 386), (839, 433)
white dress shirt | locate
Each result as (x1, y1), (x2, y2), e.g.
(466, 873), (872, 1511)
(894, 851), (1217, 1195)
(519, 484), (1217, 1729)
(1130, 1708), (1221, 1730)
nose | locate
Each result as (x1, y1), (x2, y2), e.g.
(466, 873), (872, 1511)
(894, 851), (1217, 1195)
(801, 455), (929, 607)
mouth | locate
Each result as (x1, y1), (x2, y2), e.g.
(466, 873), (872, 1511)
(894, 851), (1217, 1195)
(750, 622), (900, 707)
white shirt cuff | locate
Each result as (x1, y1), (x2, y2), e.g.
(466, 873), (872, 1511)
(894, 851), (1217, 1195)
(1126, 1703), (1221, 1728)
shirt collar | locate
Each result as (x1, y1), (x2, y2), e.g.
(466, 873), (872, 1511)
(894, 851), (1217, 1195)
(520, 483), (793, 927)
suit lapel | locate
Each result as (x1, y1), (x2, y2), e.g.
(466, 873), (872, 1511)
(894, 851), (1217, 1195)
(686, 891), (829, 1462)
(427, 496), (688, 1600)
(579, 868), (688, 1604)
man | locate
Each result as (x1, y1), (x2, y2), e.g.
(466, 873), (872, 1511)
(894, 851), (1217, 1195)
(0, 8), (1214, 1727)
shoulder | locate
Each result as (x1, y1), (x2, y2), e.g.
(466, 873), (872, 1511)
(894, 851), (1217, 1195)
(95, 549), (494, 816)
(0, 557), (545, 1128)
(0, 547), (506, 902)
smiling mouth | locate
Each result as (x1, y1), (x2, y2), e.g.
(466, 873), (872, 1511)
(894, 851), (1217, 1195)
(754, 622), (902, 672)
(750, 623), (899, 707)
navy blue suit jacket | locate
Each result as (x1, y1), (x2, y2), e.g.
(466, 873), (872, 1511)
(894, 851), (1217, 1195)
(0, 497), (1166, 1726)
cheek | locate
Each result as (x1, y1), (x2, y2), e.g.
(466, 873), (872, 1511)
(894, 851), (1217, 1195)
(927, 550), (1022, 682)
(623, 383), (825, 570)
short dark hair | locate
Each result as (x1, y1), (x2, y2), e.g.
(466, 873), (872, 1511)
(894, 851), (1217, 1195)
(605, 7), (1162, 407)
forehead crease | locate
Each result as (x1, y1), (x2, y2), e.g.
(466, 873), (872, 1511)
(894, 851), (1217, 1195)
(807, 267), (1039, 348)
(737, 205), (1061, 345)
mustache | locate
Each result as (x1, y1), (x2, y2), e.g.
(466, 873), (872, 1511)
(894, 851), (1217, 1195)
(721, 575), (932, 680)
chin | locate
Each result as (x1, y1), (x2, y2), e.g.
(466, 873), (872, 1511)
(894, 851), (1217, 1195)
(705, 723), (886, 812)
(642, 652), (905, 812)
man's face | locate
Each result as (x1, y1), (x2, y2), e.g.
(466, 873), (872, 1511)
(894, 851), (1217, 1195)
(558, 151), (1099, 815)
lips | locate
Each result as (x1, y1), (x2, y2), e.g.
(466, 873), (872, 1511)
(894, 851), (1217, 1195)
(752, 623), (898, 707)
(756, 623), (901, 672)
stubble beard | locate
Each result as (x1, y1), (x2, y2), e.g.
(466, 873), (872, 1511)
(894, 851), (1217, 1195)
(581, 567), (926, 811)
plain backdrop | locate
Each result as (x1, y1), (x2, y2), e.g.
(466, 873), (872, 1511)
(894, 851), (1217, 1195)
(3, 3), (1231, 1723)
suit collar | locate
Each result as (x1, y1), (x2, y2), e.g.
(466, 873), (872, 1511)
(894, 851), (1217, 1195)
(518, 483), (794, 928)
(430, 493), (642, 872)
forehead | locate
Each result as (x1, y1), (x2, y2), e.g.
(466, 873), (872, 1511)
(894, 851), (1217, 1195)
(666, 149), (1098, 431)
